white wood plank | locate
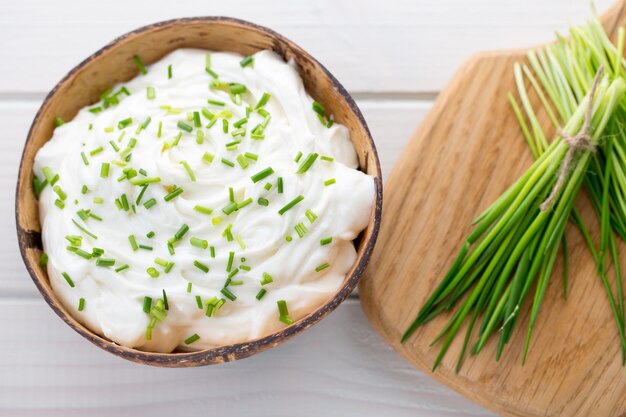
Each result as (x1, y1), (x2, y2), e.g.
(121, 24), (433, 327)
(1, 99), (429, 295)
(0, 0), (613, 94)
(0, 299), (494, 417)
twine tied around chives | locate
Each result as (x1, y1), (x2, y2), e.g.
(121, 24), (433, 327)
(540, 66), (603, 212)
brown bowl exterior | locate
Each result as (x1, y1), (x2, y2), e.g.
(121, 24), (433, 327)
(15, 17), (382, 367)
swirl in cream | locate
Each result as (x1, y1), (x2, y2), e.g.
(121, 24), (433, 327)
(34, 49), (374, 352)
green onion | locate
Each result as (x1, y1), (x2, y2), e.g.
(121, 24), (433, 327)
(208, 99), (226, 107)
(72, 219), (98, 239)
(202, 152), (214, 164)
(320, 155), (334, 162)
(240, 56), (254, 67)
(195, 295), (203, 309)
(128, 235), (139, 251)
(294, 151), (303, 163)
(147, 267), (160, 278)
(324, 178), (336, 186)
(90, 147), (103, 156)
(261, 272), (273, 285)
(130, 177), (160, 186)
(180, 161), (196, 182)
(277, 300), (293, 324)
(226, 251), (235, 272)
(251, 167), (274, 183)
(96, 258), (115, 267)
(258, 197), (269, 206)
(312, 101), (325, 116)
(184, 334), (200, 345)
(194, 260), (209, 273)
(143, 198), (157, 209)
(187, 282), (193, 293)
(55, 199), (65, 209)
(194, 205), (213, 215)
(222, 201), (238, 215)
(174, 224), (189, 240)
(115, 264), (129, 273)
(221, 158), (235, 168)
(305, 209), (318, 223)
(320, 237), (333, 246)
(162, 290), (169, 310)
(133, 55), (148, 75)
(255, 93), (271, 109)
(278, 195), (304, 215)
(143, 296), (153, 313)
(147, 86), (156, 100)
(78, 298), (85, 311)
(164, 186), (184, 201)
(39, 252), (48, 267)
(178, 121), (193, 133)
(168, 64), (173, 79)
(80, 152), (89, 166)
(221, 287), (237, 301)
(256, 289), (267, 300)
(54, 117), (65, 127)
(190, 237), (208, 249)
(62, 272), (75, 287)
(296, 153), (319, 174)
(236, 154), (249, 169)
(210, 246), (215, 258)
(100, 163), (110, 178)
(315, 263), (330, 272)
(118, 117), (133, 129)
(277, 177), (283, 193)
(229, 84), (247, 95)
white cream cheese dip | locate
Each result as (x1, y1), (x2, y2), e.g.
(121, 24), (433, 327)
(33, 49), (374, 352)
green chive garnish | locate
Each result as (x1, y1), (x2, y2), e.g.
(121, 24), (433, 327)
(251, 167), (274, 183)
(277, 177), (283, 193)
(221, 287), (237, 301)
(133, 55), (148, 75)
(54, 117), (65, 127)
(147, 267), (159, 278)
(184, 334), (200, 345)
(324, 178), (336, 186)
(131, 177), (160, 186)
(39, 252), (48, 267)
(278, 195), (304, 215)
(147, 86), (156, 100)
(256, 289), (267, 300)
(174, 224), (189, 240)
(80, 152), (89, 166)
(296, 153), (319, 174)
(96, 258), (115, 267)
(180, 161), (196, 182)
(100, 162), (110, 178)
(194, 260), (209, 273)
(320, 237), (333, 246)
(202, 152), (214, 164)
(115, 264), (129, 273)
(261, 273), (273, 285)
(78, 298), (85, 311)
(168, 64), (173, 79)
(194, 205), (213, 215)
(62, 272), (75, 287)
(315, 263), (330, 272)
(240, 56), (254, 67)
(227, 251), (234, 272)
(196, 295), (203, 308)
(143, 296), (153, 313)
(190, 237), (208, 249)
(164, 186), (184, 201)
(118, 117), (133, 129)
(221, 158), (235, 167)
(178, 121), (193, 133)
(144, 198), (157, 209)
(277, 300), (293, 325)
(208, 99), (226, 107)
(255, 93), (271, 109)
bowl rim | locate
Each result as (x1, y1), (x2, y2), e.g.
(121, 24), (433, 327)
(15, 15), (383, 367)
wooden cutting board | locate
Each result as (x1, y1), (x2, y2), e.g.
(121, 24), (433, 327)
(359, 2), (626, 416)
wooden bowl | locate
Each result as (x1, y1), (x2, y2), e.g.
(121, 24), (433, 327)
(15, 17), (382, 367)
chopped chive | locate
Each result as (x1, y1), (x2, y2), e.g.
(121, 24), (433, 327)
(191, 112), (202, 129)
(222, 224), (234, 241)
(175, 224), (189, 240)
(194, 260), (209, 273)
(128, 235), (139, 251)
(258, 197), (269, 206)
(162, 290), (169, 310)
(90, 147), (104, 156)
(133, 55), (148, 75)
(143, 296), (152, 313)
(139, 244), (153, 251)
(78, 298), (85, 311)
(227, 251), (235, 272)
(277, 299), (289, 316)
(147, 267), (159, 278)
(222, 119), (229, 133)
(210, 246), (215, 257)
(321, 155), (333, 162)
(135, 185), (148, 206)
(255, 93), (271, 109)
(278, 195), (304, 215)
(53, 185), (67, 200)
(80, 152), (89, 166)
(115, 264), (129, 273)
(261, 272), (273, 285)
(277, 177), (283, 193)
(295, 222), (308, 238)
(236, 235), (246, 250)
(320, 237), (333, 246)
(202, 152), (215, 164)
(184, 334), (200, 345)
(121, 194), (130, 211)
(146, 231), (155, 239)
(62, 272), (75, 288)
(147, 85), (156, 100)
(118, 117), (133, 129)
(229, 84), (247, 95)
(324, 178), (336, 186)
(130, 177), (161, 185)
(157, 121), (163, 138)
(96, 258), (115, 267)
(212, 216), (223, 226)
(164, 187), (184, 201)
(54, 199), (65, 209)
(222, 201), (238, 215)
(143, 198), (157, 209)
(244, 152), (258, 161)
(177, 121), (193, 133)
(264, 182), (272, 191)
(196, 295), (203, 309)
(180, 161), (196, 182)
(305, 209), (318, 223)
(54, 117), (65, 127)
(237, 198), (253, 209)
(190, 237), (208, 249)
(100, 163), (110, 178)
(221, 158), (235, 167)
(312, 101), (325, 116)
(233, 117), (248, 128)
(294, 151), (303, 163)
(240, 56), (254, 67)
(316, 263), (330, 272)
(80, 185), (89, 195)
(72, 219), (97, 239)
(92, 247), (104, 257)
(187, 282), (193, 293)
(251, 167), (274, 183)
(155, 258), (169, 267)
(208, 99), (226, 107)
(39, 252), (48, 267)
(164, 262), (174, 273)
(194, 205), (213, 215)
(256, 289), (267, 300)
(221, 287), (237, 301)
(167, 64), (172, 79)
(296, 153), (319, 174)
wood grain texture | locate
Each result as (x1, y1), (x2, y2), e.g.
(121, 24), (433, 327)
(0, 0), (614, 94)
(360, 2), (626, 416)
(0, 299), (495, 417)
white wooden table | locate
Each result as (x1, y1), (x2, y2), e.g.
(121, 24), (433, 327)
(0, 1), (614, 415)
